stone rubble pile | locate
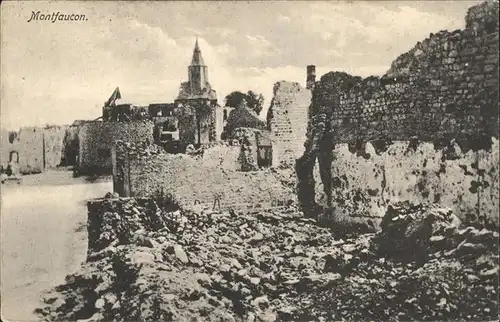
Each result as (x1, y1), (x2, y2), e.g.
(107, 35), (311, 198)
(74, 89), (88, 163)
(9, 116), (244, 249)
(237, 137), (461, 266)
(115, 140), (165, 159)
(291, 201), (499, 321)
(36, 198), (498, 321)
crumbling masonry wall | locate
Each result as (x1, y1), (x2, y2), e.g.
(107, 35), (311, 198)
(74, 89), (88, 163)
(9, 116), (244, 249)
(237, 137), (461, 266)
(320, 139), (499, 229)
(1, 126), (67, 174)
(267, 81), (311, 167)
(15, 127), (44, 174)
(298, 0), (499, 229)
(43, 125), (67, 169)
(112, 141), (293, 213)
(78, 121), (154, 175)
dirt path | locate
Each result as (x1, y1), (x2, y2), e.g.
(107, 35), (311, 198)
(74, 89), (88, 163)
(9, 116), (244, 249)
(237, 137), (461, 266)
(1, 171), (112, 321)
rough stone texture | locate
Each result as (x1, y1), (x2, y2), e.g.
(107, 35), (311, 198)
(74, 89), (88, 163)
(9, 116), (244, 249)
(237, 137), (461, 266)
(175, 100), (218, 145)
(316, 139), (499, 229)
(1, 125), (67, 174)
(298, 0), (499, 230)
(37, 198), (499, 321)
(374, 201), (461, 263)
(86, 197), (174, 258)
(112, 141), (294, 213)
(77, 121), (154, 175)
(43, 126), (67, 169)
(1, 127), (44, 174)
(329, 1), (499, 144)
(267, 81), (311, 168)
(61, 123), (83, 166)
(232, 128), (261, 171)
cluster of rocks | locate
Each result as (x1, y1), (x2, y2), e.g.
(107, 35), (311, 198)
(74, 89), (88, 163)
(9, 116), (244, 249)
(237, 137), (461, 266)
(36, 198), (498, 321)
(115, 140), (165, 159)
(294, 201), (499, 321)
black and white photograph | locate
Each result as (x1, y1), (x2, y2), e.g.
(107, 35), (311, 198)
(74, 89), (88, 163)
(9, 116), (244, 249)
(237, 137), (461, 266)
(1, 0), (499, 321)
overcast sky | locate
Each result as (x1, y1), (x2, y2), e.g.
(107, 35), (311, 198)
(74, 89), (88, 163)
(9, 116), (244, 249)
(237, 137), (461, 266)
(1, 0), (482, 130)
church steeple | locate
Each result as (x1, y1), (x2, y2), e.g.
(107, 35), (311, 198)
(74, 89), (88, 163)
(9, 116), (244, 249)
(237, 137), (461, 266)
(190, 37), (205, 66)
(188, 37), (209, 94)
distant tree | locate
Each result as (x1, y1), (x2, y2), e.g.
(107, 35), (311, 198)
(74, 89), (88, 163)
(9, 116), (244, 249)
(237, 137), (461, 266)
(225, 91), (247, 108)
(225, 90), (264, 116)
(246, 91), (264, 116)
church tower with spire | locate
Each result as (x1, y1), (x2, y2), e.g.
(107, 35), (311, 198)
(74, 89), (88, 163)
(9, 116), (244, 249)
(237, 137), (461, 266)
(188, 38), (209, 95)
(175, 38), (218, 145)
(176, 38), (217, 102)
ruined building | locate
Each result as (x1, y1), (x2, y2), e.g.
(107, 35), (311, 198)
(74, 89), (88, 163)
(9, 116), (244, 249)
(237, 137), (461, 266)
(297, 0), (499, 230)
(1, 125), (67, 174)
(306, 65), (316, 91)
(175, 38), (219, 145)
(266, 80), (311, 168)
(72, 39), (223, 175)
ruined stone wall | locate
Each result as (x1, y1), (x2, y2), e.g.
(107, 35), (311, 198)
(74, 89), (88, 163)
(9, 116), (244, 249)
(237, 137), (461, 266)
(78, 121), (154, 175)
(214, 106), (234, 140)
(15, 127), (44, 174)
(43, 125), (67, 169)
(232, 127), (260, 171)
(268, 81), (311, 168)
(60, 124), (81, 166)
(113, 141), (293, 213)
(299, 0), (499, 229)
(1, 129), (18, 166)
(327, 1), (498, 144)
(1, 126), (67, 173)
(314, 139), (499, 229)
(175, 100), (217, 145)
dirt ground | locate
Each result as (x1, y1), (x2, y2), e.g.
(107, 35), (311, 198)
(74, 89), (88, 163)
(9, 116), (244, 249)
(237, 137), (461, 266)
(0, 170), (112, 321)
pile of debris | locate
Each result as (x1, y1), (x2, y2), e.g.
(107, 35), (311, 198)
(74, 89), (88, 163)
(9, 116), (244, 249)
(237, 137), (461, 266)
(115, 140), (165, 158)
(36, 199), (499, 321)
(293, 201), (499, 321)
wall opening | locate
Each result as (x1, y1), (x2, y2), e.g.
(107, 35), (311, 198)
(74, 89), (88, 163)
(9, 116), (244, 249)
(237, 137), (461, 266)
(8, 132), (17, 144)
(162, 120), (177, 132)
(9, 151), (19, 163)
(257, 146), (272, 168)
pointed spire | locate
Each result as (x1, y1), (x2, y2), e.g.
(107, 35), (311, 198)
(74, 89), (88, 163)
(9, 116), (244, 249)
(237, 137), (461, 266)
(191, 37), (205, 66)
(195, 36), (200, 50)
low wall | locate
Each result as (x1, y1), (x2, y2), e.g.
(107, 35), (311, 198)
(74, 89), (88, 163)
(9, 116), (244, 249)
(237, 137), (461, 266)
(78, 121), (154, 175)
(317, 138), (499, 229)
(112, 141), (294, 213)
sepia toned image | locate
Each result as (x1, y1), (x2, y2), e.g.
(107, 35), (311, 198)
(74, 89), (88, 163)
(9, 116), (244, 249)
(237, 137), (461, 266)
(1, 0), (499, 321)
